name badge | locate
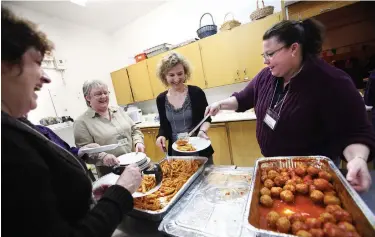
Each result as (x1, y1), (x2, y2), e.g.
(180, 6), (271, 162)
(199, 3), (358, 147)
(263, 108), (280, 130)
(116, 135), (128, 147)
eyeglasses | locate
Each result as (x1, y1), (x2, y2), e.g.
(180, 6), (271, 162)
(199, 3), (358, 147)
(261, 45), (285, 60)
(93, 91), (110, 98)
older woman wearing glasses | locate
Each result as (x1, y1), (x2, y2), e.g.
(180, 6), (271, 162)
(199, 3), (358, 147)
(206, 19), (375, 192)
(74, 80), (145, 176)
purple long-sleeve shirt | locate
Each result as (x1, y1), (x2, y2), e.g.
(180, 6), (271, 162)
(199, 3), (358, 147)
(233, 57), (375, 161)
(35, 125), (80, 156)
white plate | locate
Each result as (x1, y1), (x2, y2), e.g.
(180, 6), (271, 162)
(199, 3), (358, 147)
(80, 144), (118, 154)
(172, 137), (211, 153)
(117, 152), (147, 165)
(138, 157), (151, 170)
(92, 173), (118, 189)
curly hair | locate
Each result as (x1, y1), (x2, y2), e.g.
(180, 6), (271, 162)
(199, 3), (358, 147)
(156, 52), (192, 86)
(1, 6), (54, 67)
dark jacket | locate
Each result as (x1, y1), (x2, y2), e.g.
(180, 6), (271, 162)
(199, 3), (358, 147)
(364, 71), (375, 107)
(156, 85), (214, 157)
(2, 112), (133, 237)
(364, 71), (375, 133)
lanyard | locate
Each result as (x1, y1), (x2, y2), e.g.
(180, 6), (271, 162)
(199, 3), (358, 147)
(269, 80), (289, 116)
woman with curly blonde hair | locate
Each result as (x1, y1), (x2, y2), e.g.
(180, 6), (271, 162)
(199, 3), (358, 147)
(155, 52), (214, 163)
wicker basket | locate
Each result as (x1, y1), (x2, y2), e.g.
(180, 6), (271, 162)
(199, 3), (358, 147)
(196, 13), (217, 39)
(250, 0), (274, 21)
(220, 12), (241, 31)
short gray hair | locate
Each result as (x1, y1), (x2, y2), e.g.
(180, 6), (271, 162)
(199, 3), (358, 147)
(82, 80), (108, 106)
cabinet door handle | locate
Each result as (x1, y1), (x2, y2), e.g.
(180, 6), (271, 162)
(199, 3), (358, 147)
(244, 68), (249, 80)
(236, 70), (240, 76)
(147, 132), (151, 134)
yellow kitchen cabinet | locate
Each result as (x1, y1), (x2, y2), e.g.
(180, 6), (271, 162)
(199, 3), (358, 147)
(127, 61), (154, 102)
(234, 13), (281, 82)
(110, 67), (134, 105)
(199, 31), (240, 88)
(228, 120), (262, 167)
(174, 43), (207, 89)
(147, 43), (208, 97)
(207, 124), (232, 165)
(146, 52), (168, 98)
(141, 127), (165, 162)
(287, 1), (357, 20)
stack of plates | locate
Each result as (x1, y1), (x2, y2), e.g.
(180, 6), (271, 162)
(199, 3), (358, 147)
(117, 152), (151, 171)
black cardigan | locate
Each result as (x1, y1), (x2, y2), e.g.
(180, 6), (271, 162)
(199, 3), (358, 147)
(2, 112), (133, 237)
(156, 85), (214, 157)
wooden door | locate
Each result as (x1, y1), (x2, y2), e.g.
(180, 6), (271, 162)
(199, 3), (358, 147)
(147, 52), (168, 98)
(234, 13), (281, 83)
(207, 124), (232, 165)
(174, 43), (207, 89)
(228, 121), (262, 167)
(110, 67), (134, 105)
(141, 127), (165, 162)
(199, 31), (240, 88)
(287, 1), (358, 20)
(127, 61), (154, 102)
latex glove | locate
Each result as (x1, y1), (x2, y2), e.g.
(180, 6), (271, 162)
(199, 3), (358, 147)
(205, 102), (221, 116)
(102, 153), (120, 167)
(116, 163), (142, 194)
(135, 143), (145, 153)
(346, 157), (372, 192)
(197, 130), (209, 140)
(77, 143), (100, 157)
(156, 136), (167, 152)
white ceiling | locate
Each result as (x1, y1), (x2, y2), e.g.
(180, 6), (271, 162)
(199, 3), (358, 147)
(5, 0), (166, 33)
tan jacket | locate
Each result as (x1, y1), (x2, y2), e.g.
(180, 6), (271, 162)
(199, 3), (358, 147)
(74, 107), (144, 161)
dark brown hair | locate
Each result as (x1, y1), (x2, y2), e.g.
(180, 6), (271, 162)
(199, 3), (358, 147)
(1, 6), (54, 66)
(263, 18), (325, 59)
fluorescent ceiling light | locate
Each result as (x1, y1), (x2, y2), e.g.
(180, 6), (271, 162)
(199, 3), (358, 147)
(70, 0), (87, 7)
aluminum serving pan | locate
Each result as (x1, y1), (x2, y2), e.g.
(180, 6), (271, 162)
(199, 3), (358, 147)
(159, 166), (253, 237)
(129, 156), (208, 221)
(243, 156), (375, 237)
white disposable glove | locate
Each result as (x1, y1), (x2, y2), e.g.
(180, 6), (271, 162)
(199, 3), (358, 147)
(197, 130), (209, 140)
(346, 157), (372, 192)
(100, 153), (120, 166)
(116, 163), (142, 194)
(205, 102), (221, 116)
(77, 143), (100, 158)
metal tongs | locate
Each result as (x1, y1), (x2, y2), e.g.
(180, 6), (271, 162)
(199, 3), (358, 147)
(112, 163), (163, 198)
(162, 145), (172, 164)
(188, 114), (210, 137)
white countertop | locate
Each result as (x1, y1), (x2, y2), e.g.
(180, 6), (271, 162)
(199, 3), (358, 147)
(137, 104), (373, 129)
(137, 111), (257, 129)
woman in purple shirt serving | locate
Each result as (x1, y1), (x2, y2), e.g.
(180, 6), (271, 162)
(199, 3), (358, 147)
(206, 19), (375, 192)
